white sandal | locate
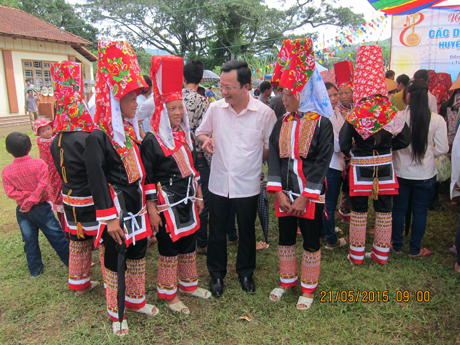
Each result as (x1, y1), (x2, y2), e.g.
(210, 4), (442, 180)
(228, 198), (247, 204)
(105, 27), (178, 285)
(126, 303), (159, 317)
(296, 296), (314, 310)
(185, 287), (211, 299)
(112, 319), (128, 336)
(269, 287), (285, 302)
(164, 301), (190, 315)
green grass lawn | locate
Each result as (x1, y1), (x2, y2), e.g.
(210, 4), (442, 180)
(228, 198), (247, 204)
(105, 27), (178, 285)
(1, 132), (460, 344)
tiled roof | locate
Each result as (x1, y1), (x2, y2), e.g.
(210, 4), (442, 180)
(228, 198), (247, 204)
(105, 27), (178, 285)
(0, 5), (92, 47)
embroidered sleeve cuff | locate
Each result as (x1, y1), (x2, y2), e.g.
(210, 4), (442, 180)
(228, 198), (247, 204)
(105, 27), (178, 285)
(96, 207), (118, 221)
(301, 188), (321, 200)
(266, 181), (283, 194)
(145, 183), (157, 195)
(195, 174), (202, 186)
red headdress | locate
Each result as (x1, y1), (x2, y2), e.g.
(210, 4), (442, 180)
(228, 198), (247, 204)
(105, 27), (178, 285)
(347, 45), (404, 140)
(51, 61), (94, 133)
(334, 61), (354, 90)
(150, 55), (183, 132)
(33, 118), (53, 136)
(352, 45), (388, 104)
(149, 55), (193, 155)
(271, 38), (316, 100)
(95, 41), (148, 182)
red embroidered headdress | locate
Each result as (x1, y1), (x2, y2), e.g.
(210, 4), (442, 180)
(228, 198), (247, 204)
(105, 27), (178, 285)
(352, 45), (388, 104)
(95, 41), (148, 157)
(347, 45), (404, 140)
(271, 38), (316, 100)
(150, 55), (183, 131)
(149, 55), (193, 154)
(51, 61), (94, 133)
(334, 61), (354, 90)
(95, 41), (148, 183)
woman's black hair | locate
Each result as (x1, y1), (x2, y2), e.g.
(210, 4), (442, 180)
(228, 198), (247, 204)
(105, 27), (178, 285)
(403, 79), (431, 164)
(439, 89), (459, 118)
(324, 82), (338, 91)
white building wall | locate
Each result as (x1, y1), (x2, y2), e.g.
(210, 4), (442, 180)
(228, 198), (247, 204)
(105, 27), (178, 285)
(0, 37), (95, 117)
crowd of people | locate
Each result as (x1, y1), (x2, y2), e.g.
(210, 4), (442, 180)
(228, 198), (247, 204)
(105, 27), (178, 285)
(2, 38), (460, 336)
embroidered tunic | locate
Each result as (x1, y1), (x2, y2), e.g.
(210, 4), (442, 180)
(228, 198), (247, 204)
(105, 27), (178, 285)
(84, 129), (151, 246)
(141, 131), (201, 242)
(339, 121), (411, 196)
(267, 113), (334, 217)
(38, 136), (63, 211)
(51, 132), (98, 236)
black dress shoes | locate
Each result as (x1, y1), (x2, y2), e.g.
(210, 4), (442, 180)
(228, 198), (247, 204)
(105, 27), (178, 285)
(238, 275), (256, 294)
(209, 278), (224, 298)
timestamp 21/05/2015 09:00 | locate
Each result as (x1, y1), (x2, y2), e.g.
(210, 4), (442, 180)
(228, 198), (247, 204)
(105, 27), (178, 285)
(319, 290), (431, 303)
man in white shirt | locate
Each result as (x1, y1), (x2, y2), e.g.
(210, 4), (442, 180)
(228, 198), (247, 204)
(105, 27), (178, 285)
(135, 75), (153, 132)
(413, 69), (438, 113)
(196, 61), (277, 297)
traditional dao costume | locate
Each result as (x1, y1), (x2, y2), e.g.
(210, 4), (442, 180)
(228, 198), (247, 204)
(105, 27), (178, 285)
(83, 41), (155, 329)
(267, 38), (334, 309)
(334, 61), (355, 221)
(335, 60), (355, 117)
(49, 61), (100, 293)
(339, 45), (411, 265)
(33, 118), (63, 214)
(140, 55), (209, 310)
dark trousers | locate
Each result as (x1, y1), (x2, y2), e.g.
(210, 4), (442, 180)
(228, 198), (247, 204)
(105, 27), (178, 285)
(279, 203), (323, 252)
(227, 202), (239, 241)
(195, 157), (210, 248)
(103, 230), (147, 273)
(456, 214), (460, 266)
(16, 202), (69, 276)
(157, 214), (196, 256)
(322, 168), (343, 245)
(207, 192), (258, 279)
(392, 176), (435, 255)
(350, 195), (392, 213)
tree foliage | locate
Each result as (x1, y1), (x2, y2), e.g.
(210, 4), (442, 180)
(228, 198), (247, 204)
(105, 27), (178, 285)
(12, 0), (98, 47)
(81, 0), (365, 66)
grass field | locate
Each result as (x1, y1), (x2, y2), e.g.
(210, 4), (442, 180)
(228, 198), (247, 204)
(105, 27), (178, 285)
(1, 131), (460, 344)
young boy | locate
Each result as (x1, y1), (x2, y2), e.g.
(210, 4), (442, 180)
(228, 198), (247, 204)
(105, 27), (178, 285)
(2, 132), (69, 277)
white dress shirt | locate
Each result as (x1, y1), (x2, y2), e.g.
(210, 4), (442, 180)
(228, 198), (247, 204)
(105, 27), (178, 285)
(87, 93), (96, 119)
(136, 96), (155, 132)
(329, 108), (346, 171)
(393, 108), (448, 180)
(196, 95), (277, 198)
(428, 91), (438, 114)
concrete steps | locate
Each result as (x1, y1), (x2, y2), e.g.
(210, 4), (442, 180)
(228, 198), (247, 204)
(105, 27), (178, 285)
(0, 115), (31, 128)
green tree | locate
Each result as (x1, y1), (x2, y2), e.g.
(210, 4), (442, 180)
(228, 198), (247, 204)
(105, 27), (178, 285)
(81, 0), (364, 66)
(14, 0), (98, 46)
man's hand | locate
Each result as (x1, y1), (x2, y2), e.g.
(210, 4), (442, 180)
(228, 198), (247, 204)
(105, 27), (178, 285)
(287, 195), (308, 216)
(275, 191), (291, 213)
(107, 218), (126, 245)
(138, 119), (146, 139)
(201, 137), (215, 154)
(196, 199), (205, 215)
(454, 182), (460, 192)
(147, 201), (163, 233)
